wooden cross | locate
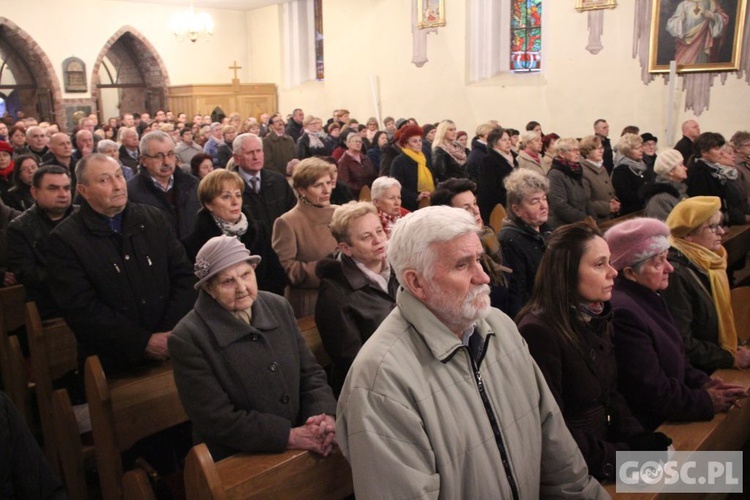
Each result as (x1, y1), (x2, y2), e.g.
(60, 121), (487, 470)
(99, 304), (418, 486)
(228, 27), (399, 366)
(229, 61), (242, 80)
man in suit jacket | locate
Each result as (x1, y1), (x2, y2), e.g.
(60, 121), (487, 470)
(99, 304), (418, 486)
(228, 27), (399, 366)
(233, 133), (296, 231)
(119, 127), (140, 172)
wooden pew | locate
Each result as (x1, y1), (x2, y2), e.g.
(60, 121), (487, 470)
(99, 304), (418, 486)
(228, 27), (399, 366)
(184, 443), (353, 500)
(598, 210), (645, 232)
(85, 356), (188, 500)
(52, 388), (91, 500)
(25, 302), (78, 472)
(0, 285), (29, 423)
(489, 204), (507, 233)
(722, 223), (750, 271)
(297, 315), (331, 369)
(604, 368), (750, 499)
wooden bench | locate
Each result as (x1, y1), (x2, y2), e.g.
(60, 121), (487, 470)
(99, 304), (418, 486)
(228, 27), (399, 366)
(604, 368), (750, 498)
(297, 315), (331, 369)
(52, 388), (92, 500)
(722, 223), (750, 271)
(184, 443), (353, 500)
(489, 204), (507, 233)
(0, 285), (29, 424)
(85, 355), (188, 499)
(25, 302), (78, 472)
(598, 210), (645, 232)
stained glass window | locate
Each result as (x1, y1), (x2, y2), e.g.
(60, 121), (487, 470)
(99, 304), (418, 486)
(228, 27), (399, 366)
(314, 0), (324, 80)
(510, 0), (542, 72)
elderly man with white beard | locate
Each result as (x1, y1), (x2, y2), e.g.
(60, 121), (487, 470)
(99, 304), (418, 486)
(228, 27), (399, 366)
(336, 205), (607, 499)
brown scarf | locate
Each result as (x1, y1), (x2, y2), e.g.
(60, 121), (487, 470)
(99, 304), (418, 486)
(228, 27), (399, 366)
(440, 142), (467, 166)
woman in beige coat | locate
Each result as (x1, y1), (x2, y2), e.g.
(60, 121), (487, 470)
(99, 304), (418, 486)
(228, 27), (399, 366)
(272, 158), (338, 317)
(516, 130), (545, 175)
(580, 135), (620, 224)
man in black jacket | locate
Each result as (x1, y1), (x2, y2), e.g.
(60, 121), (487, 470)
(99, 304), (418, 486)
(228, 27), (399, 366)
(127, 130), (200, 239)
(7, 166), (76, 319)
(47, 154), (196, 374)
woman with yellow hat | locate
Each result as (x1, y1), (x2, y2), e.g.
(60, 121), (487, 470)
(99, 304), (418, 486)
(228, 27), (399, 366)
(661, 196), (750, 372)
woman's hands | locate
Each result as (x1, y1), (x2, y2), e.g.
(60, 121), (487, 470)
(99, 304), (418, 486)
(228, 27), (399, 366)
(288, 414), (336, 456)
(733, 346), (750, 369)
(703, 377), (747, 413)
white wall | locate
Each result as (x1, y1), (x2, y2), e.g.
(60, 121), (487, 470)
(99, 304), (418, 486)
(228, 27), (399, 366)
(248, 0), (750, 147)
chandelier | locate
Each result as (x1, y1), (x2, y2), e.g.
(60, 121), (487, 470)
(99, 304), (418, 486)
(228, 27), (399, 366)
(170, 4), (215, 43)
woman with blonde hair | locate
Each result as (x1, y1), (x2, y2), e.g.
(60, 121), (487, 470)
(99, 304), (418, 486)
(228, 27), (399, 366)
(295, 115), (328, 160)
(580, 135), (620, 224)
(516, 130), (544, 175)
(547, 137), (594, 228)
(612, 133), (653, 215)
(272, 158), (339, 317)
(431, 119), (468, 179)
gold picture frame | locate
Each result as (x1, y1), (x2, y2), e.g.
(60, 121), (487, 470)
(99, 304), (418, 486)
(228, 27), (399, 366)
(649, 0), (746, 73)
(575, 0), (618, 12)
(417, 0), (445, 28)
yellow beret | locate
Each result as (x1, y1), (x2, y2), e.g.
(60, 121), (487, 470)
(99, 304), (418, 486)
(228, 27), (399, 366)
(666, 196), (721, 238)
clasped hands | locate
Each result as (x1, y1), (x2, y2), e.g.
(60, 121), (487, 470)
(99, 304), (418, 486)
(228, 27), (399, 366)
(288, 414), (337, 456)
(703, 377), (747, 413)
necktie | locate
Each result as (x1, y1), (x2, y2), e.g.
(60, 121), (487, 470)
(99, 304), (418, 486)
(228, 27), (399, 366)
(249, 176), (259, 194)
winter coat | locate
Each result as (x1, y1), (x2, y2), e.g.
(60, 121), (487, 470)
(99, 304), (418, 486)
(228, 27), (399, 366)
(477, 149), (515, 225)
(498, 219), (550, 317)
(547, 159), (593, 228)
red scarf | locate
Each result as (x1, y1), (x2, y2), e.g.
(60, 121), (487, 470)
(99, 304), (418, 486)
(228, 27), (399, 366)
(0, 160), (15, 180)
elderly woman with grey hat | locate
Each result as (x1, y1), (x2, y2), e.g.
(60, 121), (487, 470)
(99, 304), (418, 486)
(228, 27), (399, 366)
(169, 235), (337, 461)
(643, 149), (688, 221)
(605, 218), (744, 431)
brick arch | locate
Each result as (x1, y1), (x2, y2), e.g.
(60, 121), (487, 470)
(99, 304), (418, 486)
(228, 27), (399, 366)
(0, 17), (64, 124)
(91, 26), (171, 116)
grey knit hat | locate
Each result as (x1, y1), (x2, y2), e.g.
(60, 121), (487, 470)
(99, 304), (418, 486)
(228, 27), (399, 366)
(193, 235), (261, 289)
(654, 149), (684, 177)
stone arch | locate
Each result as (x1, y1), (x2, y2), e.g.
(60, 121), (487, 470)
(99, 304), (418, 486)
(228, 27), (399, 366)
(91, 26), (171, 118)
(0, 17), (64, 123)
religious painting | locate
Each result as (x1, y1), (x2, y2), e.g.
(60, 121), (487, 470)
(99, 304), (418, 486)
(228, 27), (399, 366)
(649, 0), (747, 73)
(511, 0), (542, 72)
(417, 0), (445, 28)
(575, 0), (617, 12)
(62, 57), (87, 93)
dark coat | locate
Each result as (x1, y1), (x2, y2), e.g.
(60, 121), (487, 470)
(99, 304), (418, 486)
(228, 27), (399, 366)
(378, 142), (401, 177)
(330, 181), (354, 206)
(47, 201), (197, 374)
(432, 146), (468, 180)
(217, 143), (233, 169)
(611, 278), (713, 431)
(0, 201), (20, 281)
(119, 145), (139, 171)
(169, 291), (336, 461)
(239, 168), (297, 231)
(285, 119), (303, 143)
(126, 168), (201, 239)
(314, 255), (397, 396)
(477, 149), (515, 225)
(598, 135), (614, 174)
(466, 139), (488, 182)
(611, 158), (652, 216)
(517, 309), (643, 480)
(661, 247), (734, 373)
(674, 136), (694, 164)
(337, 153), (377, 198)
(686, 159), (739, 224)
(295, 133), (329, 160)
(3, 184), (33, 212)
(498, 219), (550, 318)
(547, 159), (593, 228)
(0, 391), (66, 499)
(181, 208), (287, 296)
(7, 204), (77, 319)
(390, 153), (440, 212)
(643, 179), (686, 221)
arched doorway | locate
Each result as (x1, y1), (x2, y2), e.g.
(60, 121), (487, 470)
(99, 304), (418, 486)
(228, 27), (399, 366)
(0, 17), (63, 123)
(91, 26), (170, 122)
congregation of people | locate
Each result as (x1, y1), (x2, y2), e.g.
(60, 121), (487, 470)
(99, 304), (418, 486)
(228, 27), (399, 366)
(3, 106), (750, 498)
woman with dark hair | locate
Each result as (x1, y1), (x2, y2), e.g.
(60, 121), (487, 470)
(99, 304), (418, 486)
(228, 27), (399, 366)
(190, 153), (214, 180)
(456, 131), (469, 152)
(476, 127), (516, 224)
(612, 133), (652, 216)
(517, 222), (671, 481)
(0, 141), (16, 199)
(525, 121), (542, 134)
(541, 132), (559, 173)
(7, 126), (26, 157)
(421, 123), (436, 151)
(366, 131), (388, 171)
(431, 178), (511, 314)
(390, 125), (437, 211)
(547, 137), (594, 228)
(431, 120), (468, 179)
(605, 218), (744, 431)
(331, 127), (356, 161)
(687, 132), (747, 225)
(3, 154), (38, 211)
(337, 132), (377, 198)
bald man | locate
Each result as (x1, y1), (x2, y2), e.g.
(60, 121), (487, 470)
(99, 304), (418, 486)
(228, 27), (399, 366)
(674, 119), (701, 163)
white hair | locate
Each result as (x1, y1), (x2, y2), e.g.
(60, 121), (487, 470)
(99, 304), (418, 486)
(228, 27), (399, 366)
(371, 176), (402, 200)
(97, 139), (118, 152)
(233, 133), (261, 154)
(387, 206), (479, 283)
(139, 130), (172, 155)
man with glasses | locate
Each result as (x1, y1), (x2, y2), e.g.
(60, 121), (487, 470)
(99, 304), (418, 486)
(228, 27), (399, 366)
(127, 130), (200, 238)
(47, 154), (195, 374)
(263, 113), (297, 176)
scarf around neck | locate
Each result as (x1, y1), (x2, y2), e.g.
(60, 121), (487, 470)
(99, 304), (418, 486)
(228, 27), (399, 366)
(552, 158), (583, 179)
(670, 237), (737, 355)
(617, 156), (647, 177)
(213, 211), (249, 237)
(402, 147), (435, 195)
(0, 160), (15, 180)
(305, 130), (325, 149)
(440, 141), (467, 166)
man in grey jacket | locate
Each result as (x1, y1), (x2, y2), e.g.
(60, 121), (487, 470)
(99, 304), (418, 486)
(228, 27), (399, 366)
(337, 206), (608, 499)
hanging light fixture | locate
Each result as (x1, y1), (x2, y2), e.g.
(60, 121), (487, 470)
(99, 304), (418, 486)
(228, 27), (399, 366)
(170, 3), (215, 43)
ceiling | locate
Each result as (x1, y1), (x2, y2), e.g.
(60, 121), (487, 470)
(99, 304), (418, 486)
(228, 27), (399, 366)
(110, 0), (285, 12)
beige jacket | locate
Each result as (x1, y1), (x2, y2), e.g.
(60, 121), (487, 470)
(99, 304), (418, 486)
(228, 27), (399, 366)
(581, 158), (616, 223)
(517, 150), (546, 175)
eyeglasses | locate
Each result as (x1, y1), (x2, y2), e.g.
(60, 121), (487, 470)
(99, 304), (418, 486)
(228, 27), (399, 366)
(142, 151), (176, 161)
(705, 223), (725, 233)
